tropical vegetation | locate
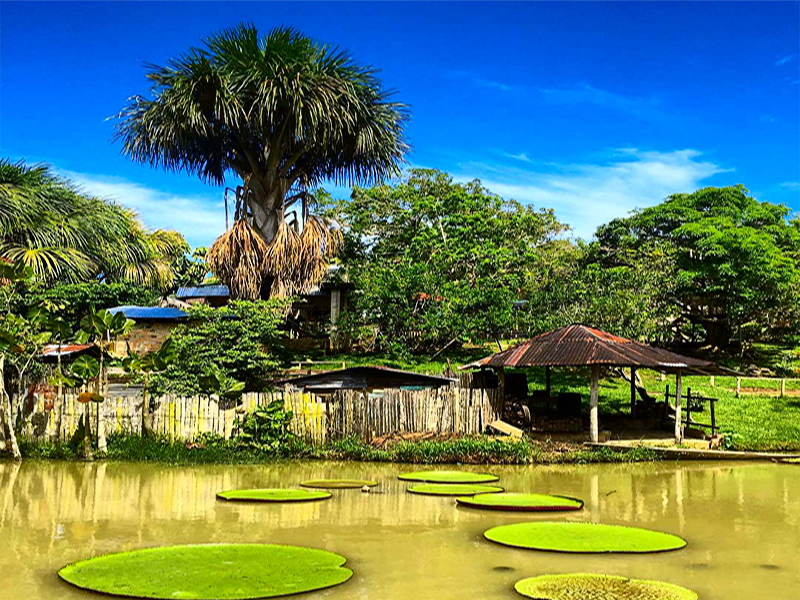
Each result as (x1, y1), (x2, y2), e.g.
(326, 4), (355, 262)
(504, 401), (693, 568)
(116, 24), (407, 299)
(0, 160), (189, 289)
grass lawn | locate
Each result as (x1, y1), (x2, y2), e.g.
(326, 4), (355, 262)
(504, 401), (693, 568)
(315, 350), (800, 453)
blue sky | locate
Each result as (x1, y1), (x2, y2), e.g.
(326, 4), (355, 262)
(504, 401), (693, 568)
(2, 1), (798, 246)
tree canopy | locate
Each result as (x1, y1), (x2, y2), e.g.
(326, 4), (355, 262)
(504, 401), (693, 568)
(116, 24), (408, 298)
(0, 160), (188, 289)
(323, 169), (567, 353)
(596, 185), (800, 348)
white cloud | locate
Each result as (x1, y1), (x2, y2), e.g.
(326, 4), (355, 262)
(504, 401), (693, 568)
(454, 149), (728, 239)
(446, 70), (518, 92)
(775, 54), (797, 67)
(60, 170), (226, 248)
(537, 83), (663, 119)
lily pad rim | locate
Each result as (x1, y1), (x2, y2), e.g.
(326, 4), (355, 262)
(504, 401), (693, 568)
(215, 488), (332, 502)
(484, 521), (688, 554)
(57, 543), (353, 600)
(406, 483), (505, 496)
(513, 572), (699, 600)
(299, 479), (380, 489)
(397, 470), (500, 483)
(457, 493), (585, 511)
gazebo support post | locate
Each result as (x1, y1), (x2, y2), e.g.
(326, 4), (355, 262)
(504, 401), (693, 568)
(630, 367), (636, 418)
(545, 366), (551, 396)
(674, 371), (683, 444)
(589, 365), (600, 443)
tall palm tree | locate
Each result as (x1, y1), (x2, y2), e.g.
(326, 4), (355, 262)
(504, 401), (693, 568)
(0, 160), (188, 288)
(115, 24), (408, 299)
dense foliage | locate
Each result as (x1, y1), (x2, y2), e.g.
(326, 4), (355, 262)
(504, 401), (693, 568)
(521, 243), (674, 341)
(596, 185), (800, 349)
(20, 281), (159, 324)
(323, 169), (567, 353)
(0, 160), (189, 289)
(150, 301), (288, 395)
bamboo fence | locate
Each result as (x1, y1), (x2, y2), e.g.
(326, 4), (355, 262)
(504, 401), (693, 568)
(20, 385), (502, 445)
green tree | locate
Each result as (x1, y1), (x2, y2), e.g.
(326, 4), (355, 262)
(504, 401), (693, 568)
(0, 160), (189, 289)
(323, 169), (568, 353)
(522, 241), (674, 341)
(596, 186), (800, 349)
(150, 301), (287, 395)
(0, 262), (52, 459)
(116, 24), (408, 299)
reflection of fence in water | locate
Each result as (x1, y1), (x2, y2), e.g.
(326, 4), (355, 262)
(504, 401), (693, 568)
(23, 385), (502, 444)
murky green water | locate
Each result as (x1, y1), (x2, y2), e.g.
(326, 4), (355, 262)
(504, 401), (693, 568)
(1, 460), (798, 599)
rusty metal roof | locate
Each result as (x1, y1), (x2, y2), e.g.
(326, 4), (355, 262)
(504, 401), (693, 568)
(464, 324), (733, 375)
(277, 366), (455, 393)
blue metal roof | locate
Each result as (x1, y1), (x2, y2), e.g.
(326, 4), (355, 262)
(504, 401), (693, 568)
(175, 284), (230, 299)
(108, 306), (188, 320)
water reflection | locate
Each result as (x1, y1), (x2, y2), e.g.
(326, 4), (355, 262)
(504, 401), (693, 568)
(1, 460), (798, 599)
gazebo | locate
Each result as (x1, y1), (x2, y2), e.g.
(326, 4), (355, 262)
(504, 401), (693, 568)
(463, 324), (733, 443)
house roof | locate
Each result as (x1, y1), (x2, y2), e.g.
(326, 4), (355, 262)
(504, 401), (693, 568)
(463, 324), (734, 375)
(40, 343), (98, 362)
(175, 284), (230, 299)
(108, 306), (189, 321)
(277, 366), (455, 392)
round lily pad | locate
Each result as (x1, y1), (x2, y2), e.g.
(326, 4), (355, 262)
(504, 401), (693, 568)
(300, 479), (379, 489)
(397, 470), (499, 483)
(458, 492), (584, 512)
(58, 543), (353, 599)
(514, 573), (698, 600)
(407, 483), (504, 496)
(216, 488), (331, 502)
(485, 522), (687, 553)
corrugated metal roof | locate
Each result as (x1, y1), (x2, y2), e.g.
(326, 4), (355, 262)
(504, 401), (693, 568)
(277, 366), (455, 392)
(464, 324), (733, 375)
(175, 284), (230, 299)
(108, 306), (188, 320)
(40, 343), (94, 358)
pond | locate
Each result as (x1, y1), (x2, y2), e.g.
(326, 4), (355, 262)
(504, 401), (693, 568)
(1, 459), (798, 599)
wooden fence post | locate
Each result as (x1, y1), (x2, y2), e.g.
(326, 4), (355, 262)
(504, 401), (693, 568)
(736, 378), (741, 398)
(780, 379), (786, 398)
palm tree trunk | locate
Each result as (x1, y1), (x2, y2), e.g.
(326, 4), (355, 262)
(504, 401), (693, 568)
(245, 178), (286, 243)
(0, 356), (22, 460)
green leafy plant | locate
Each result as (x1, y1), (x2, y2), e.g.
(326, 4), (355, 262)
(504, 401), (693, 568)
(234, 400), (293, 451)
(150, 300), (287, 396)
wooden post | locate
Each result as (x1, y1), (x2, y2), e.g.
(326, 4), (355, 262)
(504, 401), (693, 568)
(709, 375), (715, 387)
(710, 399), (716, 435)
(589, 365), (599, 443)
(497, 367), (506, 403)
(780, 379), (786, 398)
(545, 367), (551, 396)
(630, 367), (636, 418)
(674, 372), (683, 444)
(736, 377), (741, 398)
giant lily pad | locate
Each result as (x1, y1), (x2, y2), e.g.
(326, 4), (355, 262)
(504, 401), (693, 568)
(485, 522), (687, 553)
(514, 573), (698, 600)
(458, 492), (584, 512)
(397, 470), (499, 483)
(300, 479), (379, 489)
(216, 488), (331, 502)
(58, 543), (353, 599)
(407, 483), (504, 496)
